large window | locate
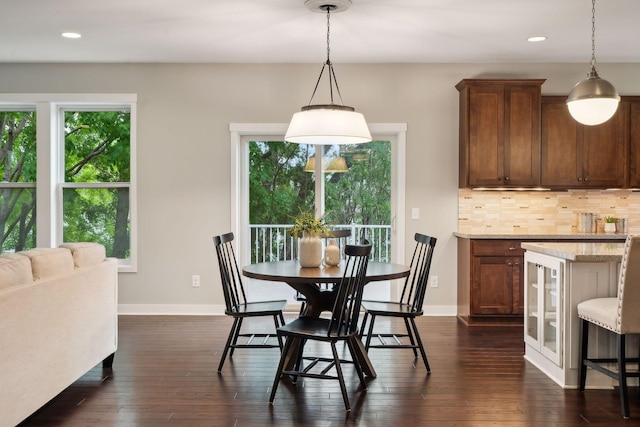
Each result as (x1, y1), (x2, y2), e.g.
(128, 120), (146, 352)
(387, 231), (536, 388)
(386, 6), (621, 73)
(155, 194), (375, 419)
(247, 139), (393, 303)
(248, 140), (392, 263)
(0, 110), (37, 251)
(0, 95), (137, 271)
(231, 123), (406, 305)
(62, 109), (132, 260)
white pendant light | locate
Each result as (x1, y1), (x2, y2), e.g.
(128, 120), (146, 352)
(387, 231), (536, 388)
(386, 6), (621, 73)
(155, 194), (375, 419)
(566, 0), (620, 126)
(285, 0), (371, 145)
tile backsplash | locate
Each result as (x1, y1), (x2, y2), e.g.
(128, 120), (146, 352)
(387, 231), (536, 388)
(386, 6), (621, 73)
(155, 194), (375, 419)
(458, 189), (640, 235)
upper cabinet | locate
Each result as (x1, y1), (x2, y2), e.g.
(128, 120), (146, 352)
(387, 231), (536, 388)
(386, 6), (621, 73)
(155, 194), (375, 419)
(458, 79), (640, 190)
(541, 96), (628, 189)
(628, 97), (640, 188)
(457, 79), (545, 188)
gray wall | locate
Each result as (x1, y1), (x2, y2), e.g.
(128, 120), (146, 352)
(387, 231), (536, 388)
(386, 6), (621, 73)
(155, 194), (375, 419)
(1, 62), (639, 314)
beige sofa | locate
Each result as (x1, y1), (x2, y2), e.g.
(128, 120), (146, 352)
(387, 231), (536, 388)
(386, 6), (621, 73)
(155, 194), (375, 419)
(0, 242), (118, 427)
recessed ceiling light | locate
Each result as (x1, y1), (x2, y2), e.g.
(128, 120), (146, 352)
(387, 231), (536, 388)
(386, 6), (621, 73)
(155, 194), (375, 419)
(61, 32), (82, 39)
(527, 36), (547, 42)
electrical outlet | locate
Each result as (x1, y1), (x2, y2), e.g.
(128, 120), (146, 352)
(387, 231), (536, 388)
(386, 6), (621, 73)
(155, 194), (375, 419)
(430, 275), (439, 288)
(192, 274), (201, 287)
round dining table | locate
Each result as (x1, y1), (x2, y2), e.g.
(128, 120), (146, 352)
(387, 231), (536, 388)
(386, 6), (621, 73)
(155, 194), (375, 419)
(242, 260), (410, 377)
(242, 260), (409, 316)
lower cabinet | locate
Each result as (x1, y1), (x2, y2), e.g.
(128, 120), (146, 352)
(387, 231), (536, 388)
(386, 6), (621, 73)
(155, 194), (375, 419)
(457, 239), (524, 326)
(471, 253), (523, 316)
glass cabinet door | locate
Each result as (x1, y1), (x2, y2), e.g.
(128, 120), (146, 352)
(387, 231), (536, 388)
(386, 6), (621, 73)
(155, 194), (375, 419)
(525, 261), (539, 344)
(524, 252), (563, 366)
(541, 262), (561, 363)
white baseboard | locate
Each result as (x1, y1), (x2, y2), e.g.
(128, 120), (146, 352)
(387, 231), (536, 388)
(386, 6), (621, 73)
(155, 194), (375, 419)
(118, 304), (225, 316)
(118, 304), (458, 317)
(423, 305), (457, 316)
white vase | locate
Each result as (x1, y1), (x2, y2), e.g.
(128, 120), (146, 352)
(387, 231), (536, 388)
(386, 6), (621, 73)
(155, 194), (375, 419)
(299, 232), (323, 267)
(604, 222), (616, 233)
(324, 238), (340, 266)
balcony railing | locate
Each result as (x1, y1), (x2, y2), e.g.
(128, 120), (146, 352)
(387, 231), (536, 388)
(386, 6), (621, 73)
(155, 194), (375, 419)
(249, 224), (392, 264)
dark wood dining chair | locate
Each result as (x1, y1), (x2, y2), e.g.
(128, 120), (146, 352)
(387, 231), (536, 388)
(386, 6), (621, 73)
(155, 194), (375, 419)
(213, 232), (286, 372)
(358, 233), (437, 371)
(270, 243), (372, 411)
(296, 228), (352, 315)
(577, 235), (640, 418)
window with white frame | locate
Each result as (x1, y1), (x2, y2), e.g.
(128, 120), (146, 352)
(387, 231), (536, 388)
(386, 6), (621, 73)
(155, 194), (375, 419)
(0, 108), (37, 251)
(230, 123), (407, 305)
(0, 95), (137, 271)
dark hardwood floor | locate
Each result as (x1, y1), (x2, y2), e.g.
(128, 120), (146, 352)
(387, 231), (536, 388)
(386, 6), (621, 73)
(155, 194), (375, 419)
(17, 315), (640, 427)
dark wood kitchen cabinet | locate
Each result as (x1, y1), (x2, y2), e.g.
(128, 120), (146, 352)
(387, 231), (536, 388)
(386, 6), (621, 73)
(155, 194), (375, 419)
(628, 98), (640, 187)
(541, 96), (627, 189)
(472, 249), (524, 316)
(457, 79), (545, 188)
(457, 239), (524, 326)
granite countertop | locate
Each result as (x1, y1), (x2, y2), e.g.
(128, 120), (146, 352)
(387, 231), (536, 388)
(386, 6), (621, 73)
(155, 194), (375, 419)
(453, 232), (627, 241)
(520, 241), (625, 261)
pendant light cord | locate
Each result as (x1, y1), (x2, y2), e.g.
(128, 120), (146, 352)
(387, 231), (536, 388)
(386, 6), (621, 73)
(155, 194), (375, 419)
(306, 5), (345, 107)
(326, 7), (331, 64)
(590, 0), (597, 73)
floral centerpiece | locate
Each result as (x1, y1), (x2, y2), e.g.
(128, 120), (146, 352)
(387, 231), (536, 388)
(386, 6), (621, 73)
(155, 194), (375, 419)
(290, 209), (329, 267)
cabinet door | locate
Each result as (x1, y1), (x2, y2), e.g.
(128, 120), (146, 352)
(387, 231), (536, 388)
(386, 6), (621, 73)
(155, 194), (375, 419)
(629, 100), (640, 187)
(540, 260), (562, 365)
(503, 85), (541, 186)
(524, 252), (563, 367)
(467, 84), (505, 187)
(541, 96), (627, 189)
(509, 256), (524, 315)
(524, 260), (539, 345)
(541, 97), (581, 188)
(458, 79), (544, 188)
(471, 256), (512, 315)
(581, 110), (626, 188)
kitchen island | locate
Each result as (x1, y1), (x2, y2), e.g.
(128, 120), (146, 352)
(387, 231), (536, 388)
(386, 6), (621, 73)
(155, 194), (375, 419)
(521, 241), (636, 388)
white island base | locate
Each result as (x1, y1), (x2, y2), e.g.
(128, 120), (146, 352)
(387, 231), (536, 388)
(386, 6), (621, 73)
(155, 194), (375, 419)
(522, 241), (638, 389)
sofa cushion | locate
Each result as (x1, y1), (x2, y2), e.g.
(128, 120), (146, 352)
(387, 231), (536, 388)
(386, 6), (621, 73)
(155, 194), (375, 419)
(60, 242), (106, 268)
(0, 254), (33, 289)
(18, 248), (74, 280)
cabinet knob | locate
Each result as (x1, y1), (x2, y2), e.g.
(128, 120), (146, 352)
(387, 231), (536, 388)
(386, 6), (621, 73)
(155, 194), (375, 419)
(505, 176), (510, 181)
(508, 247), (517, 251)
(578, 177), (583, 181)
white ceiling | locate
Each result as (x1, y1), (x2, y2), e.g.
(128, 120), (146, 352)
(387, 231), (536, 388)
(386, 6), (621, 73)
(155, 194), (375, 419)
(3, 0), (639, 64)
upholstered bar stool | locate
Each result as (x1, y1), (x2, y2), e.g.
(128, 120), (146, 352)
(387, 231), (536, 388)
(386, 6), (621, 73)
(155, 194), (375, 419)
(577, 235), (640, 418)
